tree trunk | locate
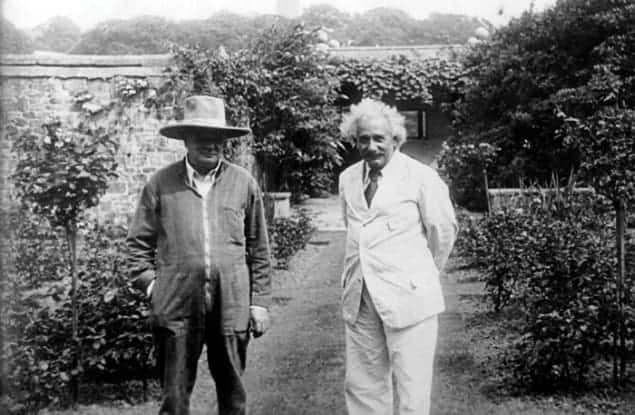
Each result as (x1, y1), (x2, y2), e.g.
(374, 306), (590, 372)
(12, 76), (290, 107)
(65, 224), (80, 406)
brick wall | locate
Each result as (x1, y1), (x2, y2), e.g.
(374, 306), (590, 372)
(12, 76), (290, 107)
(0, 54), (255, 221)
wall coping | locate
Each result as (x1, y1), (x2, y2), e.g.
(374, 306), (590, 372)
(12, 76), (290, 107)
(0, 53), (171, 79)
(0, 44), (461, 79)
(333, 44), (460, 52)
(0, 53), (172, 67)
(488, 187), (595, 195)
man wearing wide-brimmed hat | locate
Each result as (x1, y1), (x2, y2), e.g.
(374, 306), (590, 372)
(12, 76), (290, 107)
(126, 95), (272, 415)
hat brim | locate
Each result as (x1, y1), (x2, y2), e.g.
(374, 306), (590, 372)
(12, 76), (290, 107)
(159, 121), (251, 140)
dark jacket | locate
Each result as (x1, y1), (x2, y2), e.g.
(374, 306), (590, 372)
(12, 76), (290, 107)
(126, 159), (272, 335)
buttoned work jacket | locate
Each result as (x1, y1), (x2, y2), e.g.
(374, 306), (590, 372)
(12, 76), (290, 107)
(126, 159), (272, 335)
(339, 151), (458, 328)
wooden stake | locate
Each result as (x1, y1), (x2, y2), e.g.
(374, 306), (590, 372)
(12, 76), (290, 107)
(483, 168), (491, 215)
(615, 199), (626, 385)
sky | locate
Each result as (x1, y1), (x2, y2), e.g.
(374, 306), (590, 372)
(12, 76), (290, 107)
(3, 0), (558, 30)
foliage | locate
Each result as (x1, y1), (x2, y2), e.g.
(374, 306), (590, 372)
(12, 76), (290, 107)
(31, 16), (81, 53)
(560, 104), (635, 206)
(300, 4), (351, 34)
(1, 17), (34, 53)
(509, 223), (620, 390)
(333, 55), (435, 106)
(161, 23), (344, 197)
(8, 209), (69, 288)
(437, 142), (499, 210)
(3, 218), (154, 413)
(345, 9), (491, 47)
(452, 209), (488, 271)
(69, 16), (179, 54)
(446, 0), (635, 191)
(268, 211), (315, 270)
(458, 193), (634, 390)
(10, 119), (118, 228)
(65, 7), (490, 55)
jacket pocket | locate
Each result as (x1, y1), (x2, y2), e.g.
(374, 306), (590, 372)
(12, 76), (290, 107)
(221, 207), (246, 245)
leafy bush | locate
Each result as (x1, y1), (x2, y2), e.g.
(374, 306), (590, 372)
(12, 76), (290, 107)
(458, 193), (633, 389)
(448, 0), (634, 191)
(510, 220), (619, 389)
(268, 211), (315, 269)
(8, 210), (69, 288)
(4, 216), (154, 413)
(437, 142), (499, 211)
(453, 209), (488, 270)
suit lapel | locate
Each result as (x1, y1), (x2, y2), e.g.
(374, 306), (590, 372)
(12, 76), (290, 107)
(347, 162), (368, 212)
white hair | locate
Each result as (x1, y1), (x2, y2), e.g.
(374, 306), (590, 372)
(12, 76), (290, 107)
(339, 99), (407, 147)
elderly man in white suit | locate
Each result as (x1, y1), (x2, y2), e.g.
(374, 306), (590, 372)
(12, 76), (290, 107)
(338, 99), (458, 415)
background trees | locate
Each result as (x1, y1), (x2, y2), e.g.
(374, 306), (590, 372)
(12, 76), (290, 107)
(31, 16), (81, 53)
(1, 18), (34, 54)
(4, 6), (490, 55)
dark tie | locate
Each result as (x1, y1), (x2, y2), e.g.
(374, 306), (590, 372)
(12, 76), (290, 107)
(365, 169), (380, 207)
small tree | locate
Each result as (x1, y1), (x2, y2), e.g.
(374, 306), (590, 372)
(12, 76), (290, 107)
(10, 113), (119, 404)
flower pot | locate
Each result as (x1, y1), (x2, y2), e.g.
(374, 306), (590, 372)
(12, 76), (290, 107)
(264, 192), (291, 221)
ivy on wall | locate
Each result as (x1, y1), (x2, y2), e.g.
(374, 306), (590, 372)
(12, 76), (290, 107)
(332, 54), (464, 109)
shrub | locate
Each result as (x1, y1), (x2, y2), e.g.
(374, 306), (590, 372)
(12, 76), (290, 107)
(4, 217), (154, 413)
(437, 142), (499, 211)
(453, 209), (487, 270)
(460, 193), (633, 389)
(268, 211), (315, 269)
(509, 217), (619, 390)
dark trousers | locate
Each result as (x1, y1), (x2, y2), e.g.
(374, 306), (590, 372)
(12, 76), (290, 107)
(154, 313), (250, 415)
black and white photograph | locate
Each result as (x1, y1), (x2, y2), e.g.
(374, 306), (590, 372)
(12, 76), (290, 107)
(0, 0), (633, 414)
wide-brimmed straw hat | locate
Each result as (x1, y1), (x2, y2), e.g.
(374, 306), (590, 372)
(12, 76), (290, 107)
(159, 95), (251, 139)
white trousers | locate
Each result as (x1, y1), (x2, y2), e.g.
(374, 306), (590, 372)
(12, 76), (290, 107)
(345, 284), (438, 415)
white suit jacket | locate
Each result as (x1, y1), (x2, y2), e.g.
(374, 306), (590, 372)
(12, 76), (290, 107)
(339, 151), (458, 328)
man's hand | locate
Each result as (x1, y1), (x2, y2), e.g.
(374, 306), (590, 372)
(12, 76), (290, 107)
(249, 306), (270, 338)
